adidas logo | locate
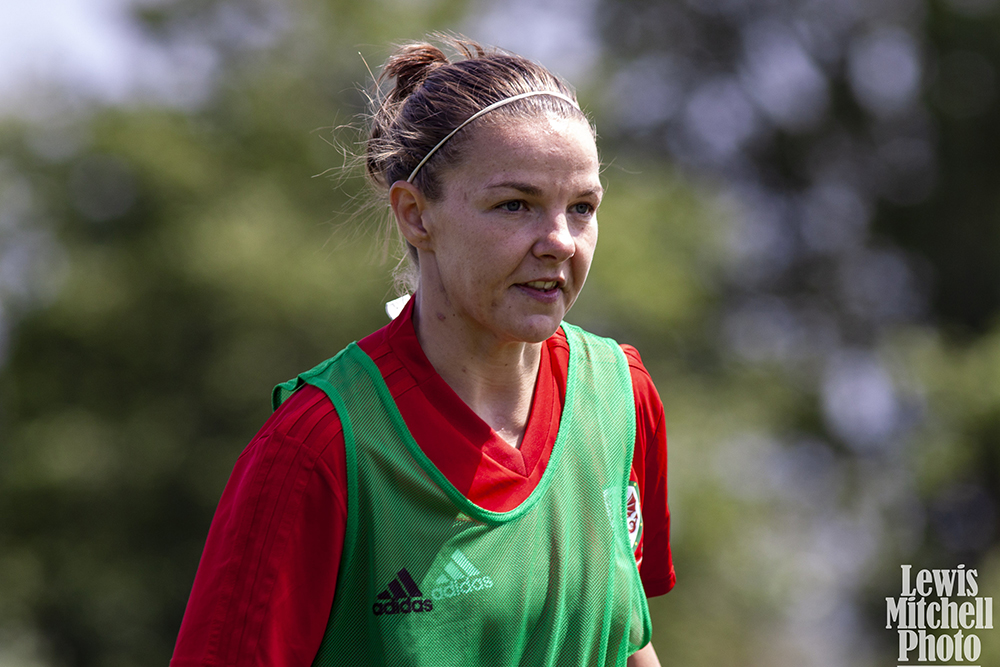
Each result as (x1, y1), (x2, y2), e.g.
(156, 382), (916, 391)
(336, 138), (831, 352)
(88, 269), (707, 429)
(371, 568), (433, 616)
(430, 549), (493, 601)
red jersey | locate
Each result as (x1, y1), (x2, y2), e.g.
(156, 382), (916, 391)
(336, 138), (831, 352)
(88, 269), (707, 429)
(171, 301), (674, 667)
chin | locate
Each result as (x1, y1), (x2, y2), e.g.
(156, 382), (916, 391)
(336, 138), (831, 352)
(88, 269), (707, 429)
(512, 316), (564, 344)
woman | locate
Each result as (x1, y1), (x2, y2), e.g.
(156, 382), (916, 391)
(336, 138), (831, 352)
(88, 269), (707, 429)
(171, 36), (673, 667)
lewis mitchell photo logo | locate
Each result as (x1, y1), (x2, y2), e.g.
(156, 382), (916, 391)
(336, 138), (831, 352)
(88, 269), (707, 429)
(886, 564), (993, 665)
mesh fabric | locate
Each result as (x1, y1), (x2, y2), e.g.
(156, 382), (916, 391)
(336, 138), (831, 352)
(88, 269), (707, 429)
(272, 323), (651, 666)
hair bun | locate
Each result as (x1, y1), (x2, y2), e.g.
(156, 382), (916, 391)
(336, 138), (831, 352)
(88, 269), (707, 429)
(381, 44), (450, 101)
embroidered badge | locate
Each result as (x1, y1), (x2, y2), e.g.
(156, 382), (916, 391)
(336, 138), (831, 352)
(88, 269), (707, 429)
(626, 482), (643, 551)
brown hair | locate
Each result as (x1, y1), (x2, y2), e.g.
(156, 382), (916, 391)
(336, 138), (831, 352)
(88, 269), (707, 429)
(367, 35), (588, 200)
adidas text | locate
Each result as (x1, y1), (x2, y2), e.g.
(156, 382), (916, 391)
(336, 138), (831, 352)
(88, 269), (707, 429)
(431, 575), (493, 600)
(371, 598), (433, 615)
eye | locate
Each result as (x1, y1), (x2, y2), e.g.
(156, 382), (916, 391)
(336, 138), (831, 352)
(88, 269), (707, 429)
(571, 202), (595, 216)
(498, 200), (525, 212)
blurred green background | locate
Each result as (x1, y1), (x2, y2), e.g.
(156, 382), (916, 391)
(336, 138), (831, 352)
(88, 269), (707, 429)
(2, 0), (1000, 665)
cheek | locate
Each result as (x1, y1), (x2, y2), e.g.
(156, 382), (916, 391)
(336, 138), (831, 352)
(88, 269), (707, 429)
(574, 228), (598, 278)
(440, 240), (505, 298)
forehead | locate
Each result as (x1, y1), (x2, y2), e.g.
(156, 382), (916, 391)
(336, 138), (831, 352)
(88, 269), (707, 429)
(442, 114), (601, 193)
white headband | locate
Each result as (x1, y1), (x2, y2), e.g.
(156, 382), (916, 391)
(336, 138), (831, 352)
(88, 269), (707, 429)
(405, 90), (580, 183)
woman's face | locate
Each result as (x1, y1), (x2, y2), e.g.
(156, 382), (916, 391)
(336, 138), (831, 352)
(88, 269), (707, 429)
(416, 113), (602, 345)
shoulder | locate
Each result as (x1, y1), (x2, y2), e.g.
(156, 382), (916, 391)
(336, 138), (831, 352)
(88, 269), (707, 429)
(617, 345), (666, 455)
(619, 343), (646, 371)
(231, 384), (348, 502)
(256, 383), (345, 454)
(619, 345), (662, 409)
(224, 382), (350, 531)
(554, 327), (663, 409)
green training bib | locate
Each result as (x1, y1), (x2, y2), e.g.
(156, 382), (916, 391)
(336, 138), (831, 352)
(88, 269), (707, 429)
(273, 323), (651, 666)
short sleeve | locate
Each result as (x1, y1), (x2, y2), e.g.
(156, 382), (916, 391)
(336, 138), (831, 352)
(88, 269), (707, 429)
(622, 344), (675, 597)
(170, 385), (348, 667)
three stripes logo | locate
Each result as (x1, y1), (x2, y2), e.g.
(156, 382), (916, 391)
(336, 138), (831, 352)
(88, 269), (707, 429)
(371, 568), (433, 616)
(430, 549), (493, 601)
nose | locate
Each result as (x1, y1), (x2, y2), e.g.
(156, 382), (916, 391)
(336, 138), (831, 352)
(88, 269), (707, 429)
(533, 211), (575, 262)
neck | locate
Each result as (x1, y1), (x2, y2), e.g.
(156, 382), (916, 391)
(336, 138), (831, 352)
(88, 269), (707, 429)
(412, 293), (541, 449)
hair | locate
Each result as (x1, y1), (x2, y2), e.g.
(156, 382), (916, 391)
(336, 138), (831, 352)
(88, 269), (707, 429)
(363, 35), (591, 291)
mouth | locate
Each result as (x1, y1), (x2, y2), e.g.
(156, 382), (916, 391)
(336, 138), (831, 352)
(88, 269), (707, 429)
(514, 279), (565, 303)
(522, 280), (560, 291)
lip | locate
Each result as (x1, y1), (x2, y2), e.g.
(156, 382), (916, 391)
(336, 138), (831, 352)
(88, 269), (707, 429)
(514, 278), (565, 304)
(518, 276), (565, 289)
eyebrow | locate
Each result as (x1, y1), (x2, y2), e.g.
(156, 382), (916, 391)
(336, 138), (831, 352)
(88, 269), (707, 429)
(486, 181), (543, 196)
(486, 181), (604, 198)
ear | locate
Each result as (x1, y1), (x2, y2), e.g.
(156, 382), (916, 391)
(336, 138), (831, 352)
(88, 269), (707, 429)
(390, 180), (432, 251)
